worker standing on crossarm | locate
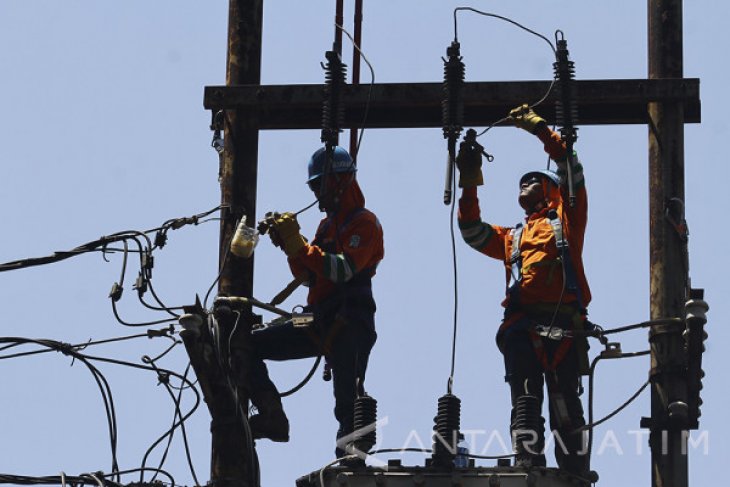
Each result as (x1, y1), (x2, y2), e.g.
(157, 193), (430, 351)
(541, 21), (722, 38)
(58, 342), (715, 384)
(455, 104), (591, 476)
(246, 146), (384, 459)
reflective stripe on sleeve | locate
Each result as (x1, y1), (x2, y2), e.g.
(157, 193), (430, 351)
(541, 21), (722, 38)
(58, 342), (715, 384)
(324, 253), (355, 283)
(459, 220), (494, 251)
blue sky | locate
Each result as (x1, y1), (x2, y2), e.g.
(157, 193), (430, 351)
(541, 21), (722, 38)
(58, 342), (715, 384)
(0, 2), (726, 486)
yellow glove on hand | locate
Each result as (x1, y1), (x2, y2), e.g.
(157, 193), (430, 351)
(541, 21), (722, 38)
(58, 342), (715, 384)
(509, 104), (546, 134)
(455, 136), (484, 188)
(271, 212), (307, 257)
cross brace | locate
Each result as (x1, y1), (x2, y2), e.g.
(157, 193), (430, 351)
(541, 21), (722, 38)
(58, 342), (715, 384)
(204, 78), (700, 130)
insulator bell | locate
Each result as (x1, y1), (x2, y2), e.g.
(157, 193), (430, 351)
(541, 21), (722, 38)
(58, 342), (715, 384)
(352, 394), (378, 454)
(321, 50), (348, 146)
(441, 41), (465, 141)
(432, 393), (461, 468)
(511, 394), (544, 465)
(553, 37), (578, 143)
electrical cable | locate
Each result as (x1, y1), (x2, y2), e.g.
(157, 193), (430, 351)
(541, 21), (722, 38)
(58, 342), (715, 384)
(601, 318), (682, 336)
(280, 355), (322, 397)
(336, 22), (376, 160)
(0, 338), (121, 481)
(291, 22), (375, 219)
(209, 310), (259, 487)
(141, 360), (199, 487)
(142, 337), (181, 364)
(106, 467), (176, 486)
(0, 205), (221, 273)
(82, 472), (105, 487)
(0, 331), (160, 360)
(447, 166), (459, 394)
(448, 9), (557, 139)
(110, 299), (177, 328)
(318, 456), (358, 487)
(453, 8), (555, 53)
(75, 350), (201, 484)
(139, 281), (183, 317)
(581, 350), (650, 467)
(203, 223), (236, 310)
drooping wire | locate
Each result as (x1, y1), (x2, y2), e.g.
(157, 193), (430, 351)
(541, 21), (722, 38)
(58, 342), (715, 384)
(0, 205), (222, 273)
(336, 22), (376, 161)
(141, 360), (200, 487)
(453, 8), (555, 52)
(79, 350), (202, 484)
(111, 299), (177, 328)
(448, 8), (557, 139)
(280, 355), (322, 397)
(447, 163), (459, 394)
(207, 310), (259, 487)
(0, 334), (202, 485)
(203, 218), (237, 310)
(580, 350), (651, 468)
(0, 338), (121, 481)
(0, 329), (169, 361)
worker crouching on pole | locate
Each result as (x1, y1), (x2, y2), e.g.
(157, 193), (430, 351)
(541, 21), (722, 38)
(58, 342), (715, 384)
(247, 146), (384, 458)
(455, 105), (591, 476)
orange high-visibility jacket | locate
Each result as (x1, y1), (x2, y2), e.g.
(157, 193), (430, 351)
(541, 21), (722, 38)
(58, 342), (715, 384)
(287, 179), (384, 306)
(458, 128), (591, 309)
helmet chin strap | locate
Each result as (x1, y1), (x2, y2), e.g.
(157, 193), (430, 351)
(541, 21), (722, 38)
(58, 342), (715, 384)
(525, 199), (548, 216)
(319, 173), (355, 214)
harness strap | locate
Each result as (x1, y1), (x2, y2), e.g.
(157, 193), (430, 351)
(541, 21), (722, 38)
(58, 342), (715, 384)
(314, 207), (367, 245)
(547, 209), (584, 309)
(507, 224), (524, 304)
(529, 326), (574, 372)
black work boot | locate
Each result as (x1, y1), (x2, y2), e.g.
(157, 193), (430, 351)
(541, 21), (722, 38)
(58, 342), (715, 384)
(249, 391), (290, 442)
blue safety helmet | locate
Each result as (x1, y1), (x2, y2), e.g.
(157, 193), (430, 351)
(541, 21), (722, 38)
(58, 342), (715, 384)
(519, 169), (560, 188)
(306, 146), (356, 183)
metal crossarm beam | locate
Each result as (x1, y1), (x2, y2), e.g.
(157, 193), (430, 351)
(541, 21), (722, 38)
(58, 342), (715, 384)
(204, 78), (700, 129)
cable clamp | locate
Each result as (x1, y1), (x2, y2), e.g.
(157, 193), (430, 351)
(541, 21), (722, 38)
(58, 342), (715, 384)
(600, 342), (622, 358)
(147, 324), (175, 338)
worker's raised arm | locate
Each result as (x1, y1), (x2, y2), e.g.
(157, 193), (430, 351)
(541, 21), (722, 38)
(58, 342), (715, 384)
(455, 136), (509, 261)
(510, 104), (586, 216)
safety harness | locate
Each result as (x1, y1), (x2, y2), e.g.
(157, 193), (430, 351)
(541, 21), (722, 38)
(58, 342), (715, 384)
(307, 207), (378, 356)
(505, 208), (587, 374)
(507, 208), (582, 309)
(313, 207), (379, 290)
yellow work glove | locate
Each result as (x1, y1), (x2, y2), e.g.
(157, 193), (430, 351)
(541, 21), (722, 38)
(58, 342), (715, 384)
(270, 212), (307, 257)
(509, 103), (547, 134)
(455, 136), (484, 188)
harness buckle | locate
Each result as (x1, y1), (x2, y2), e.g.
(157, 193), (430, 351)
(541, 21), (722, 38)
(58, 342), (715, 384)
(534, 324), (570, 340)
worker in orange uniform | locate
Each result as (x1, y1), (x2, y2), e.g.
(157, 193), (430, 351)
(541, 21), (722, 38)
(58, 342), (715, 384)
(456, 105), (591, 476)
(247, 146), (384, 460)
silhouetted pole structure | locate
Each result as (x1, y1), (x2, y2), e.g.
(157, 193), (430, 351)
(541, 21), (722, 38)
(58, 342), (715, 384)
(647, 1), (688, 487)
(210, 0), (263, 486)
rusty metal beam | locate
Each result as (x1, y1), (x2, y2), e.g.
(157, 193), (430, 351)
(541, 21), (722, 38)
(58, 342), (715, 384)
(204, 78), (700, 129)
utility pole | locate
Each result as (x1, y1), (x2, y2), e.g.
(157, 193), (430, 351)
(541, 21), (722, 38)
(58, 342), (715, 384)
(647, 1), (689, 487)
(203, 3), (700, 486)
(180, 2), (263, 486)
(212, 0), (263, 486)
